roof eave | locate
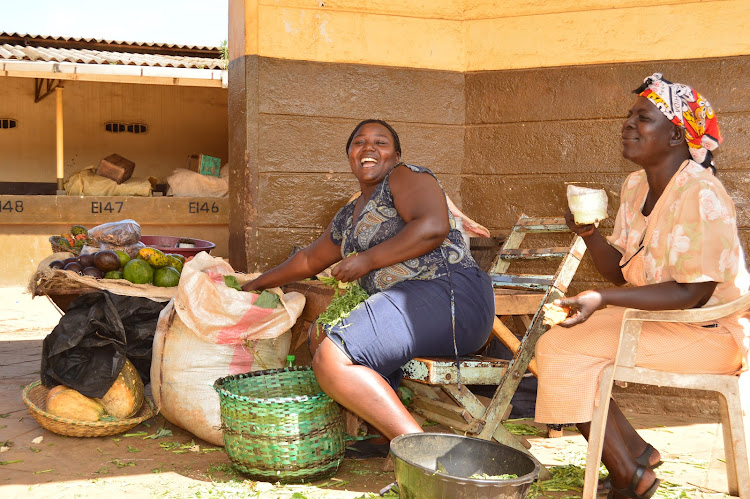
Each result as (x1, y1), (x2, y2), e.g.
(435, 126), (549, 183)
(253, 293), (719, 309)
(0, 60), (227, 88)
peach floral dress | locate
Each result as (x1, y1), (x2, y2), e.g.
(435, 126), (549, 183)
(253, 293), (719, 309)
(535, 160), (750, 424)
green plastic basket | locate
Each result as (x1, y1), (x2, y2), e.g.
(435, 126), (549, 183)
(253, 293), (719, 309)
(214, 367), (345, 483)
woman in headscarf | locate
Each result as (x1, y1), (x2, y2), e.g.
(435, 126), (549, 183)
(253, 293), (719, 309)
(535, 74), (749, 498)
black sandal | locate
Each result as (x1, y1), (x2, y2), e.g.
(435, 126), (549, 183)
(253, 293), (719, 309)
(607, 465), (660, 499)
(345, 439), (390, 459)
(635, 444), (663, 469)
(599, 443), (662, 494)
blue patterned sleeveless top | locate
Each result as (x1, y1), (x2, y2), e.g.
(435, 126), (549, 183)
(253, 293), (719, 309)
(329, 163), (478, 295)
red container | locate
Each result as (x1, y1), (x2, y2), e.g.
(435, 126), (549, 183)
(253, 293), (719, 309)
(140, 235), (215, 258)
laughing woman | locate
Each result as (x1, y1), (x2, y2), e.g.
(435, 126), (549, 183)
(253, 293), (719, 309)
(243, 119), (495, 457)
(535, 74), (749, 498)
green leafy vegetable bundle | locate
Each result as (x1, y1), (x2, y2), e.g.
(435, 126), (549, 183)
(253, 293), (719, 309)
(315, 276), (369, 336)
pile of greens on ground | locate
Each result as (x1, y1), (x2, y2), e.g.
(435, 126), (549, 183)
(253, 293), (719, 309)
(315, 276), (369, 337)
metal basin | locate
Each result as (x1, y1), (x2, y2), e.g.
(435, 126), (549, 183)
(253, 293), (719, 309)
(390, 433), (540, 499)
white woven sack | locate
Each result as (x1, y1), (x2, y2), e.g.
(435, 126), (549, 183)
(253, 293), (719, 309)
(173, 251), (304, 343)
(151, 302), (294, 446)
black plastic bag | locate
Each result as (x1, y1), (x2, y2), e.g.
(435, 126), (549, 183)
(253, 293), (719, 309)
(41, 290), (167, 398)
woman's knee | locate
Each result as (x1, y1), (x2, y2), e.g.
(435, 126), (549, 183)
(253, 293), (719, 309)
(312, 338), (350, 378)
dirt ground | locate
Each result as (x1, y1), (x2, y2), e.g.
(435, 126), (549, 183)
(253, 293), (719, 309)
(0, 287), (737, 498)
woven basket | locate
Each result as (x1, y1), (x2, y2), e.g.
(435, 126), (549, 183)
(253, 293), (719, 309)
(22, 381), (157, 437)
(214, 367), (345, 483)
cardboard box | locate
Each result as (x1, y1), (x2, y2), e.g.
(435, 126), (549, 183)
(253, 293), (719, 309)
(96, 154), (136, 184)
(187, 154), (222, 177)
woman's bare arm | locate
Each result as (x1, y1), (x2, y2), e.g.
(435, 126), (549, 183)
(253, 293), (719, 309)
(558, 280), (718, 327)
(564, 209), (627, 285)
(242, 224), (343, 291)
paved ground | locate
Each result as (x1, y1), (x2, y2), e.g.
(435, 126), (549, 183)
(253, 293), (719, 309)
(0, 287), (739, 498)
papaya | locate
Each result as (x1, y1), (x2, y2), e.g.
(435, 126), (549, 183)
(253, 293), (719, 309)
(96, 359), (144, 419)
(153, 266), (181, 287)
(137, 247), (169, 268)
(123, 259), (154, 284)
(46, 385), (105, 421)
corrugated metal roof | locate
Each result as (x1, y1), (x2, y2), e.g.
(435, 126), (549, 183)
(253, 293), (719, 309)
(0, 32), (224, 70)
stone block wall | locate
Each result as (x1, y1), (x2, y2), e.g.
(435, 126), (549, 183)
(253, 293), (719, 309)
(463, 56), (750, 291)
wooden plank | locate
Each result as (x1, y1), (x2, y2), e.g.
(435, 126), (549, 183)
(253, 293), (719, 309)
(491, 223), (526, 274)
(401, 379), (440, 401)
(442, 385), (488, 419)
(478, 286), (569, 441)
(490, 317), (538, 376)
(514, 216), (568, 232)
(490, 273), (555, 290)
(410, 397), (473, 424)
(2, 68), (224, 88)
(498, 247), (571, 259)
(402, 356), (509, 385)
(493, 290), (544, 315)
(0, 195), (228, 225)
(409, 404), (478, 433)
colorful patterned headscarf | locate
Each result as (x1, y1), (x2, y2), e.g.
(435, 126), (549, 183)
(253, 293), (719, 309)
(638, 73), (722, 165)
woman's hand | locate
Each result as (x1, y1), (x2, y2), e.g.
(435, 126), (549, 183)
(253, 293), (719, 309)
(564, 208), (596, 238)
(557, 290), (605, 327)
(331, 253), (373, 283)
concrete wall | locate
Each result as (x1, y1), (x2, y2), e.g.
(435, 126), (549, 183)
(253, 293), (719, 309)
(230, 57), (465, 271)
(0, 77), (228, 184)
(463, 57), (750, 291)
(229, 0), (750, 275)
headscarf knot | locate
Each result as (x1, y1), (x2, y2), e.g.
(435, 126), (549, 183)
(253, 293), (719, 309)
(638, 72), (722, 165)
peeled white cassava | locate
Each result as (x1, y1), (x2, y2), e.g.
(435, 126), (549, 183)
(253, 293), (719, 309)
(567, 185), (608, 225)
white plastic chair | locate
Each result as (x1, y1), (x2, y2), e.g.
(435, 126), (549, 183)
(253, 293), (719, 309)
(582, 293), (750, 498)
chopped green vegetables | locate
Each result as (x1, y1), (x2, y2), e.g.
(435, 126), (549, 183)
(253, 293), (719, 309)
(527, 463), (609, 497)
(469, 473), (518, 480)
(315, 277), (369, 336)
(502, 422), (545, 436)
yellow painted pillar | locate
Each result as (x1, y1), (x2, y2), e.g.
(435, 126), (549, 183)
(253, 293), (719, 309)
(55, 86), (64, 192)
